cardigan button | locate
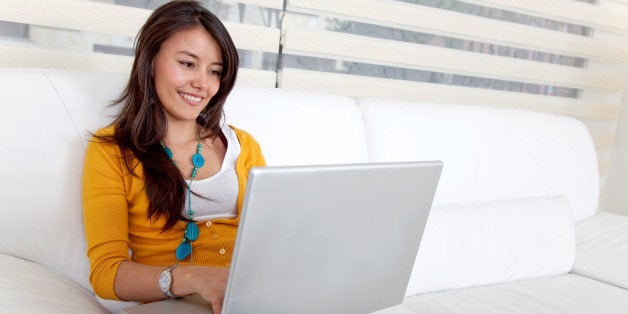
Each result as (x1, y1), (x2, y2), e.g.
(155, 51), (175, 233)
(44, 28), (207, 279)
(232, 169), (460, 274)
(219, 248), (226, 255)
(205, 221), (212, 227)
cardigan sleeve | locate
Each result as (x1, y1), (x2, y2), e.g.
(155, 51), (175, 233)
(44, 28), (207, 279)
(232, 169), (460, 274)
(82, 132), (132, 300)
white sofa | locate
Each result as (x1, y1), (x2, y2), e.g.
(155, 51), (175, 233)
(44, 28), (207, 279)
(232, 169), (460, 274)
(1, 68), (628, 314)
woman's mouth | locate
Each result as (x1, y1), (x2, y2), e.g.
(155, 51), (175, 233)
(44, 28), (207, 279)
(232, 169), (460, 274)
(179, 92), (202, 105)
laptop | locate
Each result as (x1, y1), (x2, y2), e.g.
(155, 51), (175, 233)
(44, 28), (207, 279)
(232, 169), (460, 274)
(123, 161), (442, 314)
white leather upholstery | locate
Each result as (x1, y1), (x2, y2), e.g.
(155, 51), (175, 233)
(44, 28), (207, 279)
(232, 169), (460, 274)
(360, 100), (601, 294)
(573, 211), (628, 290)
(225, 86), (368, 166)
(0, 254), (108, 314)
(43, 71), (126, 137)
(0, 70), (108, 293)
(359, 100), (599, 222)
(406, 196), (575, 295)
(0, 69), (623, 313)
(404, 274), (628, 314)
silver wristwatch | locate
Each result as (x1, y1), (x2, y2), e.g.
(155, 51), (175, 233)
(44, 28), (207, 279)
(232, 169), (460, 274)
(158, 265), (181, 299)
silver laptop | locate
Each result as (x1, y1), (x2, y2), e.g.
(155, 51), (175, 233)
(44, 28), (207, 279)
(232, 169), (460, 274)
(123, 161), (442, 314)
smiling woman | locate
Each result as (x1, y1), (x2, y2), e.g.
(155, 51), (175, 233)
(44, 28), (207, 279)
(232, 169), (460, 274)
(81, 1), (265, 313)
(152, 27), (223, 124)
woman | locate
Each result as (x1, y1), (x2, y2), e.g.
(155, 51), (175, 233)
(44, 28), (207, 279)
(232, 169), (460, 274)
(82, 1), (265, 312)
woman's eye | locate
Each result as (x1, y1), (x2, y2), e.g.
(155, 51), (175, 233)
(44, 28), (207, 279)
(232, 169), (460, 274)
(180, 61), (195, 68)
(209, 70), (222, 77)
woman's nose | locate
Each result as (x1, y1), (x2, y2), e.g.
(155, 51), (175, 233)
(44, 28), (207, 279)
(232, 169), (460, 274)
(191, 71), (208, 90)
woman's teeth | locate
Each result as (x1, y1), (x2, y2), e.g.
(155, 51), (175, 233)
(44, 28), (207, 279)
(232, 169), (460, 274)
(180, 92), (201, 102)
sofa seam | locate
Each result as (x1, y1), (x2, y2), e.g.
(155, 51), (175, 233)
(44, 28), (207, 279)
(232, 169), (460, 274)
(43, 73), (87, 150)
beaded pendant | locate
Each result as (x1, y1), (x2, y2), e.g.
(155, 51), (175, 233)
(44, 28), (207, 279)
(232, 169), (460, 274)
(161, 140), (204, 262)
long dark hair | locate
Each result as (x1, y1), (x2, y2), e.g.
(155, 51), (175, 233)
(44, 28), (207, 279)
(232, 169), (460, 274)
(98, 0), (239, 230)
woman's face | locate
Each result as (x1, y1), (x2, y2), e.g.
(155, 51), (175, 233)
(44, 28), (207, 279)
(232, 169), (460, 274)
(152, 26), (223, 125)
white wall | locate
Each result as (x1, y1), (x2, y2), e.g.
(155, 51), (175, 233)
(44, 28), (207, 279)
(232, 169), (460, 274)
(602, 76), (628, 216)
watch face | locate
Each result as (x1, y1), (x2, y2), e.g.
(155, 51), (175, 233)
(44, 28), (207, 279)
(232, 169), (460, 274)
(159, 271), (172, 291)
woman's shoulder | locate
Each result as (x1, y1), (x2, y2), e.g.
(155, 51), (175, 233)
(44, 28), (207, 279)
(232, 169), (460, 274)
(227, 125), (257, 143)
(227, 125), (266, 166)
(93, 125), (116, 137)
(226, 125), (264, 153)
(85, 125), (120, 155)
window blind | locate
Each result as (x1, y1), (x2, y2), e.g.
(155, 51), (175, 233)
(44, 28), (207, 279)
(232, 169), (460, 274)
(0, 0), (282, 87)
(1, 0), (627, 190)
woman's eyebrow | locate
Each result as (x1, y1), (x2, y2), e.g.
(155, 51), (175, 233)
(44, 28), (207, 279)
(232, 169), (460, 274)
(176, 50), (199, 59)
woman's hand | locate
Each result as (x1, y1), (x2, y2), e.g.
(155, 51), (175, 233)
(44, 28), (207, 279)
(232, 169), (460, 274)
(174, 266), (229, 313)
(113, 261), (229, 313)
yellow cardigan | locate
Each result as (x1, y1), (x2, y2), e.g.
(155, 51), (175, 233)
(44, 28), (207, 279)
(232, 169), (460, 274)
(82, 125), (266, 300)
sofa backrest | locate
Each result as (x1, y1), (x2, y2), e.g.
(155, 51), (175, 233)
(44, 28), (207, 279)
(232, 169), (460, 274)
(359, 99), (599, 294)
(0, 69), (124, 292)
(360, 100), (599, 222)
(224, 86), (368, 166)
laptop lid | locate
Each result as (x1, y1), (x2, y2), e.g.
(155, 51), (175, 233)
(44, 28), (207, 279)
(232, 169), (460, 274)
(223, 161), (442, 314)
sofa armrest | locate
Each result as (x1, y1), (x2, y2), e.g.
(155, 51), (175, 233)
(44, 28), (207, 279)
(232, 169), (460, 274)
(0, 254), (109, 313)
(573, 211), (628, 289)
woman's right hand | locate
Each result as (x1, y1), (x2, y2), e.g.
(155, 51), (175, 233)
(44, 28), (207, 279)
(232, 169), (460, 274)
(173, 265), (230, 313)
(113, 261), (229, 313)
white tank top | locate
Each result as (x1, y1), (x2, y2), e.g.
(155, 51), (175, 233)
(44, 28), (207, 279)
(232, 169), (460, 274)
(184, 125), (241, 221)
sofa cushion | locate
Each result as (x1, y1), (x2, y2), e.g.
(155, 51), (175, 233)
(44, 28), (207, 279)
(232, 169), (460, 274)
(43, 71), (125, 136)
(225, 87), (368, 166)
(406, 196), (575, 295)
(403, 273), (628, 314)
(0, 254), (109, 314)
(573, 211), (628, 290)
(360, 101), (599, 222)
(0, 69), (120, 293)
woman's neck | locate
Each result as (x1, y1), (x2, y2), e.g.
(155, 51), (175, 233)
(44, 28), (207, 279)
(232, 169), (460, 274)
(163, 120), (201, 147)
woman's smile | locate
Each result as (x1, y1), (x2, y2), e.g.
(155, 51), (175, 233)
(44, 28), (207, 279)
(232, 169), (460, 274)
(178, 91), (203, 106)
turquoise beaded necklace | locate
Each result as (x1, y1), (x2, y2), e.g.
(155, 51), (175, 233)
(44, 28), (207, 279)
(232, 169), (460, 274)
(161, 139), (205, 262)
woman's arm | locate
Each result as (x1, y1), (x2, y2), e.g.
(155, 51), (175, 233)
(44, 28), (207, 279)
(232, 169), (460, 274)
(83, 133), (133, 300)
(114, 261), (229, 313)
